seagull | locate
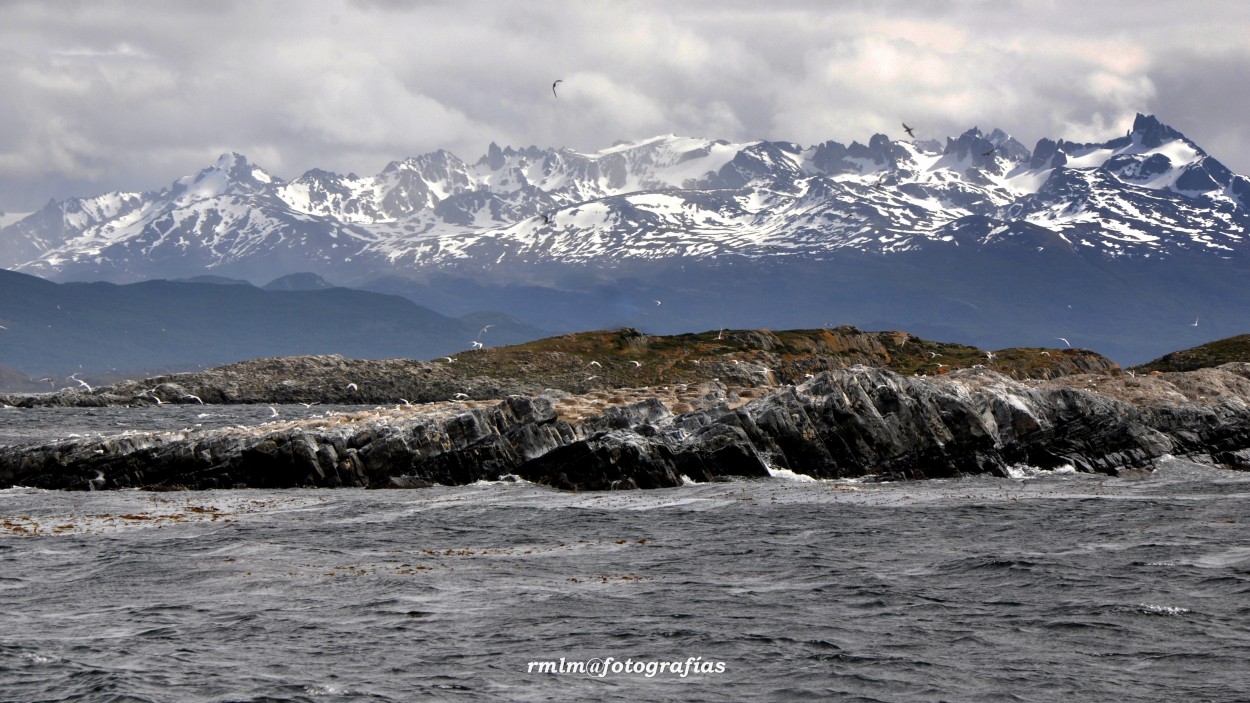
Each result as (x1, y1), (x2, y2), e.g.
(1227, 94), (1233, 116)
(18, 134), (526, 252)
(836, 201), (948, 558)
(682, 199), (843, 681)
(552, 79), (562, 98)
(183, 394), (203, 404)
(69, 374), (92, 393)
(269, 406), (280, 417)
(453, 392), (470, 400)
(300, 402), (318, 408)
(1040, 351), (1051, 357)
(927, 351), (941, 358)
(471, 340), (484, 349)
(902, 122), (916, 138)
(1057, 337), (1071, 347)
(347, 382), (358, 391)
(1191, 316), (1200, 327)
(654, 300), (662, 306)
(442, 357), (456, 363)
(588, 360), (602, 368)
(985, 351), (995, 361)
(585, 375), (598, 382)
(630, 360), (642, 368)
(398, 399), (411, 406)
(479, 324), (494, 337)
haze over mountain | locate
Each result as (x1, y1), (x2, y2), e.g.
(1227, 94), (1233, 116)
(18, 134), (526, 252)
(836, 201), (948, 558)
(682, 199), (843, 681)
(0, 268), (545, 387)
(2, 114), (1248, 365)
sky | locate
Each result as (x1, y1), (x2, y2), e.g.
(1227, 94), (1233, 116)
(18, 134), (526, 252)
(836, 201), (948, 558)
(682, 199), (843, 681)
(2, 0), (1249, 212)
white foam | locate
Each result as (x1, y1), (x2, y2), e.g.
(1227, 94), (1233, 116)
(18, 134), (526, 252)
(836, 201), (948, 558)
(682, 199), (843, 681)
(1136, 603), (1190, 616)
(766, 466), (818, 482)
(1005, 463), (1077, 479)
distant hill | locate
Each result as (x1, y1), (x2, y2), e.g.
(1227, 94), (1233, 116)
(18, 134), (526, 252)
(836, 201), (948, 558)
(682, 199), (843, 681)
(0, 268), (547, 386)
(263, 272), (336, 291)
(1132, 334), (1250, 373)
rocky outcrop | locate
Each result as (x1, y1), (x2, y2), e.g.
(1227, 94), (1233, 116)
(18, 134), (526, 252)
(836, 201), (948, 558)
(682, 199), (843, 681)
(0, 327), (1119, 408)
(4, 364), (1250, 492)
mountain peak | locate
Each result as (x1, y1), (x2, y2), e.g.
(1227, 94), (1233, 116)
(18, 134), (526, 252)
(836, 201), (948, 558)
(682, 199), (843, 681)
(1131, 114), (1189, 149)
(173, 152), (277, 200)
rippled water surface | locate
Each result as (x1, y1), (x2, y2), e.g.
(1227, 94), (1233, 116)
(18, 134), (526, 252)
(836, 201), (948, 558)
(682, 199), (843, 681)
(2, 408), (1249, 702)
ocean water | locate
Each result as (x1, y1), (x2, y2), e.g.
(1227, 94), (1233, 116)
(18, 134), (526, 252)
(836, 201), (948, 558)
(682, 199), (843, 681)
(2, 408), (1250, 702)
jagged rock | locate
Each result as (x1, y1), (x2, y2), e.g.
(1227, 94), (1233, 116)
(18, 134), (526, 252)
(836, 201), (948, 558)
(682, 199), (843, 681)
(4, 366), (1250, 491)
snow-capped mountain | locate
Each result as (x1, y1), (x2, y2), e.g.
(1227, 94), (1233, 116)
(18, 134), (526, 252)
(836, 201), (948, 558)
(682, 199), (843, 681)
(5, 114), (1248, 284)
(7, 114), (1250, 366)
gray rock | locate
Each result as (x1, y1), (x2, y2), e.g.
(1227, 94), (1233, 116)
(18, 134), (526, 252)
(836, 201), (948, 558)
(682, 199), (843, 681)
(5, 366), (1250, 491)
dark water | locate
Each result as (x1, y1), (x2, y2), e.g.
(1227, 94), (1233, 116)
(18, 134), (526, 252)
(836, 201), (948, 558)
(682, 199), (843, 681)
(2, 409), (1250, 702)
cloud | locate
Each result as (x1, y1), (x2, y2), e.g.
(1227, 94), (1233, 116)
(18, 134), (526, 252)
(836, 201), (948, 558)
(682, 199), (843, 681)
(2, 0), (1250, 211)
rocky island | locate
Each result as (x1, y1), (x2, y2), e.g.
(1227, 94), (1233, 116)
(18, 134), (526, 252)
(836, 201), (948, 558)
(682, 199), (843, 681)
(2, 327), (1249, 491)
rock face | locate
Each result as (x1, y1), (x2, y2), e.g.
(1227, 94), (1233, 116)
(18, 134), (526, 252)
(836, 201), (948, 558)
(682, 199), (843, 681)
(4, 364), (1250, 492)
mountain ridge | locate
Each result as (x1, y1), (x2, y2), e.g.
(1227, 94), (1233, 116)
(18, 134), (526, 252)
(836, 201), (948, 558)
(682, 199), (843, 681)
(5, 114), (1249, 284)
(5, 114), (1250, 366)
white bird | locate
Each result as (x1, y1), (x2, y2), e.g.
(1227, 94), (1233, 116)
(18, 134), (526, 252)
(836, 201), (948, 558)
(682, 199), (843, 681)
(1040, 351), (1051, 357)
(442, 357), (456, 363)
(453, 392), (470, 400)
(479, 324), (494, 337)
(654, 300), (662, 306)
(269, 406), (280, 417)
(398, 399), (412, 406)
(183, 394), (203, 404)
(586, 375), (598, 381)
(588, 361), (602, 368)
(985, 351), (995, 361)
(630, 360), (642, 367)
(347, 382), (358, 391)
(300, 402), (318, 408)
(1191, 316), (1199, 327)
(927, 351), (941, 358)
(69, 374), (92, 393)
(1057, 337), (1071, 347)
(471, 340), (484, 349)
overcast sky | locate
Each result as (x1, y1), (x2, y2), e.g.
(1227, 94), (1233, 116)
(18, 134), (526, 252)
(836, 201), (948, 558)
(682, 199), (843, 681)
(2, 0), (1248, 212)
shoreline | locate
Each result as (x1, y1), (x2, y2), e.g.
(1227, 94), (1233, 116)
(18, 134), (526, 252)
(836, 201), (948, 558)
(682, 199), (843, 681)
(4, 364), (1250, 492)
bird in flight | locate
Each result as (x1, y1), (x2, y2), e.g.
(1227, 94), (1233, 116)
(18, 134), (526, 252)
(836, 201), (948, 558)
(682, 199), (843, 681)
(982, 146), (997, 157)
(902, 123), (915, 138)
(1191, 316), (1200, 327)
(552, 79), (563, 98)
(1057, 337), (1071, 347)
